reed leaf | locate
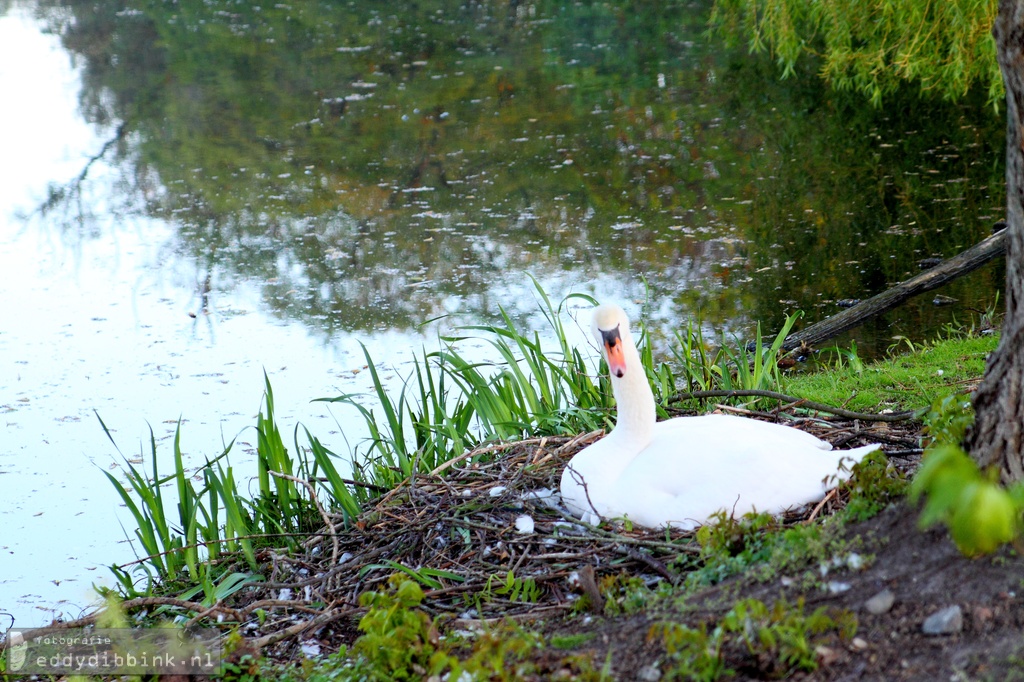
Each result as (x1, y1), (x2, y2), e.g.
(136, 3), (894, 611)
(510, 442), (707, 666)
(303, 427), (363, 520)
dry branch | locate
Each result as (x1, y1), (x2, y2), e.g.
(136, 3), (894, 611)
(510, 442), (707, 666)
(781, 229), (1006, 350)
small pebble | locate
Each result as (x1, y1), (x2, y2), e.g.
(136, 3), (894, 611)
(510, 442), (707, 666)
(816, 645), (840, 666)
(637, 663), (661, 681)
(865, 588), (896, 615)
(851, 637), (869, 651)
(922, 605), (963, 635)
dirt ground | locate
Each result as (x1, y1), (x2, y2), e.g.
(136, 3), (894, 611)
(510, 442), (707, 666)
(543, 501), (1024, 681)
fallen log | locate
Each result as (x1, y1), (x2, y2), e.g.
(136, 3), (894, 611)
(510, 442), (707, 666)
(781, 229), (1006, 351)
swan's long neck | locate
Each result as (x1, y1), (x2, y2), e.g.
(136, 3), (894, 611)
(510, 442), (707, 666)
(608, 340), (656, 448)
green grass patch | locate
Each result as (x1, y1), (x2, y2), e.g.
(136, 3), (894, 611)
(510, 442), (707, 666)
(783, 334), (996, 412)
(551, 632), (597, 649)
(655, 597), (857, 680)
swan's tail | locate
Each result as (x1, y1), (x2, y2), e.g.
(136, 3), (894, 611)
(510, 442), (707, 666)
(842, 443), (882, 462)
(832, 443), (882, 480)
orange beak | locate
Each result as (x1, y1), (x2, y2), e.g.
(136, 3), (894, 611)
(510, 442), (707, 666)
(602, 327), (627, 378)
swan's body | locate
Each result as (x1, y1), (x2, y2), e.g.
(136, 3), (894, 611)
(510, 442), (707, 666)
(559, 304), (879, 530)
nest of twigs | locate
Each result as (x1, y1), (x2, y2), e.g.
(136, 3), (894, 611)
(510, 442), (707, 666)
(34, 406), (925, 662)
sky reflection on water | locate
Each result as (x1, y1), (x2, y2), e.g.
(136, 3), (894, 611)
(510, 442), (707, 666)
(0, 6), (453, 624)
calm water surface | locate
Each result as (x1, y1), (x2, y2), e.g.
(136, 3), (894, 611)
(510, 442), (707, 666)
(0, 0), (1005, 625)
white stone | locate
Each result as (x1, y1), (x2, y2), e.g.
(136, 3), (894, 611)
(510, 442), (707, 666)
(922, 605), (963, 635)
(865, 588), (895, 615)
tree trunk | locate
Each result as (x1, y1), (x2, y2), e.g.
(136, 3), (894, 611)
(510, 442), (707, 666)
(965, 0), (1024, 481)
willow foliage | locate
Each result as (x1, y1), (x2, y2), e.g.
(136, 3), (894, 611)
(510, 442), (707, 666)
(710, 0), (1001, 107)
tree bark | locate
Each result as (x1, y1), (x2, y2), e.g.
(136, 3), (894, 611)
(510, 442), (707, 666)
(965, 0), (1024, 482)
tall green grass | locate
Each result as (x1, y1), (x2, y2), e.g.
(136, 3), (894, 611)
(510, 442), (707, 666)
(102, 373), (364, 594)
(668, 313), (800, 395)
(317, 287), (623, 490)
(433, 289), (613, 437)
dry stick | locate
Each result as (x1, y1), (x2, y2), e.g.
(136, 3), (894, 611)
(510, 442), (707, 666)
(531, 436), (549, 465)
(309, 476), (389, 493)
(428, 437), (548, 478)
(186, 599), (323, 630)
(565, 464), (602, 520)
(510, 541), (532, 574)
(779, 229), (1006, 350)
(554, 428), (604, 455)
(268, 470), (339, 566)
(238, 599), (331, 616)
(671, 389), (924, 423)
(250, 607), (358, 649)
(614, 545), (674, 582)
(804, 489), (838, 525)
(530, 551), (599, 561)
(452, 603), (573, 628)
(182, 607), (220, 629)
(527, 510), (702, 554)
(775, 398), (808, 415)
(372, 440), (551, 509)
(713, 403), (772, 418)
(577, 565), (605, 613)
(17, 596), (225, 637)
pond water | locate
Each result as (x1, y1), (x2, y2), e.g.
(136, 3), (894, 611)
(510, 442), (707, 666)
(0, 0), (1005, 627)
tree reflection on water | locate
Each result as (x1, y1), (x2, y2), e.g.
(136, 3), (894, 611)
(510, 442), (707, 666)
(30, 0), (1005, 353)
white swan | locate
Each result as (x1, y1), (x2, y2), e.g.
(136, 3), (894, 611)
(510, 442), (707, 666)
(559, 303), (879, 530)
